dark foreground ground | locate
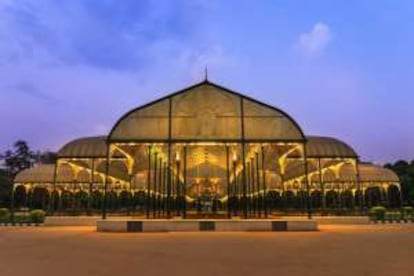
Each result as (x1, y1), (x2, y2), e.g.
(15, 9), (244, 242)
(0, 224), (413, 276)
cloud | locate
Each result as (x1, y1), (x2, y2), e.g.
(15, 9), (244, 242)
(0, 0), (238, 152)
(0, 0), (212, 70)
(296, 22), (332, 57)
(12, 81), (57, 101)
(174, 44), (238, 81)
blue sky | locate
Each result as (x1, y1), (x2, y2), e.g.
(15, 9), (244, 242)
(1, 0), (413, 163)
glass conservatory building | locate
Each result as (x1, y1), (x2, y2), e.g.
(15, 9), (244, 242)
(13, 80), (402, 219)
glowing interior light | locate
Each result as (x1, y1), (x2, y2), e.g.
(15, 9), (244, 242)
(232, 153), (237, 162)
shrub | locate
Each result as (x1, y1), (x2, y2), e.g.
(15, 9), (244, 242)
(385, 211), (401, 222)
(402, 206), (414, 222)
(0, 208), (10, 222)
(14, 215), (30, 225)
(368, 206), (386, 222)
(29, 209), (46, 224)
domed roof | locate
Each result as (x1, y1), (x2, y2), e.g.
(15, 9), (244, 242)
(286, 161), (399, 185)
(329, 163), (399, 183)
(319, 163), (399, 183)
(109, 81), (305, 142)
(305, 136), (358, 158)
(358, 164), (399, 183)
(14, 163), (127, 184)
(58, 136), (108, 158)
(14, 164), (73, 183)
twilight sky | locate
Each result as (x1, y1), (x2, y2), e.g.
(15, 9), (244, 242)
(1, 0), (413, 163)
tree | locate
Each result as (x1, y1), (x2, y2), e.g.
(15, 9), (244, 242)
(0, 169), (12, 207)
(385, 160), (414, 206)
(3, 140), (35, 176)
(33, 150), (58, 164)
(0, 141), (32, 207)
(0, 140), (57, 208)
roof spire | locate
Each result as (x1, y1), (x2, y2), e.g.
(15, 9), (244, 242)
(204, 66), (208, 82)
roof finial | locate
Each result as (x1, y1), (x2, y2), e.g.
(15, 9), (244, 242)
(204, 66), (208, 82)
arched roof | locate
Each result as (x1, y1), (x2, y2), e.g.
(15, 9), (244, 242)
(288, 136), (358, 158)
(14, 164), (73, 183)
(358, 164), (399, 183)
(306, 136), (357, 158)
(321, 163), (399, 183)
(14, 163), (126, 184)
(58, 136), (108, 158)
(287, 161), (399, 184)
(109, 81), (305, 142)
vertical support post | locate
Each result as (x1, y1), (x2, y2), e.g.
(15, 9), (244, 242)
(10, 182), (15, 223)
(163, 162), (167, 217)
(183, 146), (187, 219)
(317, 158), (326, 215)
(25, 184), (29, 208)
(72, 179), (77, 213)
(167, 97), (173, 218)
(250, 158), (255, 216)
(232, 159), (238, 216)
(302, 143), (312, 219)
(49, 160), (59, 215)
(398, 184), (404, 209)
(225, 145), (231, 219)
(152, 152), (158, 218)
(355, 160), (364, 215)
(176, 153), (180, 217)
(158, 158), (163, 218)
(244, 161), (247, 216)
(128, 173), (133, 216)
(367, 185), (373, 208)
(382, 185), (389, 207)
(28, 184), (33, 209)
(88, 158), (95, 216)
(246, 161), (251, 216)
(255, 152), (261, 218)
(172, 163), (175, 211)
(41, 186), (47, 211)
(351, 188), (356, 209)
(240, 97), (248, 219)
(338, 181), (343, 210)
(57, 188), (62, 213)
(280, 173), (286, 212)
(146, 146), (152, 219)
(261, 146), (268, 218)
(102, 144), (111, 220)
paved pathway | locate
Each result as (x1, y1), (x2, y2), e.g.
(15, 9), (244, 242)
(0, 224), (413, 276)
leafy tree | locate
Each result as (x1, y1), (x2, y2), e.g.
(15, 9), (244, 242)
(3, 140), (35, 176)
(0, 141), (34, 208)
(0, 140), (57, 208)
(385, 160), (414, 206)
(33, 150), (58, 164)
(0, 169), (12, 207)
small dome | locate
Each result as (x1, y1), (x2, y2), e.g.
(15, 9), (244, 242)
(58, 136), (108, 158)
(14, 164), (73, 183)
(358, 163), (399, 183)
(305, 136), (358, 158)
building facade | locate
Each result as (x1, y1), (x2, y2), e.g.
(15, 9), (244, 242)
(13, 80), (402, 218)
